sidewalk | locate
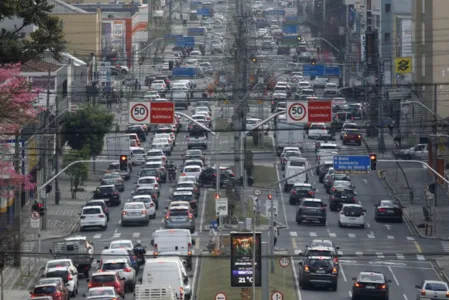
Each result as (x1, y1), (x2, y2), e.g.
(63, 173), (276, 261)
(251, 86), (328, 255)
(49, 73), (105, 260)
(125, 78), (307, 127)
(2, 173), (99, 291)
(362, 127), (412, 159)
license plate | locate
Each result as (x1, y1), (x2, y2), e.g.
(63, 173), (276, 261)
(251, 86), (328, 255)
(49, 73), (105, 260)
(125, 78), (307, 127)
(366, 286), (375, 289)
(316, 270), (325, 274)
(348, 217), (356, 220)
(387, 209), (394, 213)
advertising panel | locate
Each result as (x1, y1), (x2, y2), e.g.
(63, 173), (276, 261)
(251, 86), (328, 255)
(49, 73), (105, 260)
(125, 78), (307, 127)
(102, 20), (127, 63)
(230, 232), (262, 287)
(400, 19), (412, 57)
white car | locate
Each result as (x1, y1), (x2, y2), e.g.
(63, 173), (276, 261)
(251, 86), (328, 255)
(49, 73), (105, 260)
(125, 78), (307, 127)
(130, 195), (157, 218)
(313, 77), (329, 89)
(130, 147), (145, 165)
(152, 142), (172, 155)
(109, 239), (134, 251)
(44, 266), (79, 296)
(253, 0), (263, 8)
(143, 90), (160, 99)
(338, 204), (366, 228)
(87, 286), (120, 299)
(324, 83), (338, 96)
(182, 165), (202, 179)
(190, 50), (202, 57)
(415, 280), (449, 300)
(79, 206), (107, 231)
(298, 81), (312, 91)
(185, 58), (199, 67)
(257, 28), (268, 37)
(136, 176), (160, 191)
(155, 132), (176, 144)
(44, 259), (76, 274)
(99, 259), (136, 292)
(308, 123), (328, 139)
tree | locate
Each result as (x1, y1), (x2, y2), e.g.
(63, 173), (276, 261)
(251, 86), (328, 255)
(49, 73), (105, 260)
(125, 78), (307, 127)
(0, 0), (66, 63)
(62, 147), (89, 199)
(62, 104), (114, 158)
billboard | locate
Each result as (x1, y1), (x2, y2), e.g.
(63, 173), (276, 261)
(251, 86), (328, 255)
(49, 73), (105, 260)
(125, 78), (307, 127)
(400, 19), (412, 57)
(102, 20), (127, 63)
(365, 31), (377, 71)
(230, 232), (262, 287)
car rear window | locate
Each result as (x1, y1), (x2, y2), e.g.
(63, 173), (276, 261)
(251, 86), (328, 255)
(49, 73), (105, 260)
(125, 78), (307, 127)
(136, 189), (154, 195)
(139, 178), (156, 184)
(102, 262), (126, 270)
(98, 187), (114, 194)
(307, 259), (332, 268)
(289, 161), (306, 167)
(334, 190), (354, 197)
(170, 209), (189, 216)
(173, 195), (193, 201)
(185, 167), (200, 172)
(319, 145), (336, 150)
(83, 208), (101, 214)
(343, 206), (363, 215)
(307, 250), (332, 257)
(140, 170), (157, 176)
(46, 261), (70, 268)
(177, 183), (194, 188)
(34, 286), (57, 294)
(286, 152), (300, 158)
(46, 270), (69, 281)
(425, 282), (448, 291)
(88, 289), (115, 296)
(145, 163), (161, 168)
(359, 273), (384, 283)
(132, 149), (145, 154)
(125, 203), (144, 210)
(189, 131), (207, 138)
(303, 201), (322, 207)
(294, 186), (311, 192)
(92, 275), (116, 283)
(133, 197), (151, 203)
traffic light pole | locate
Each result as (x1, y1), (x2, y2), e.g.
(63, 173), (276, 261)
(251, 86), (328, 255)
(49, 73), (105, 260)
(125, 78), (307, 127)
(38, 159), (116, 230)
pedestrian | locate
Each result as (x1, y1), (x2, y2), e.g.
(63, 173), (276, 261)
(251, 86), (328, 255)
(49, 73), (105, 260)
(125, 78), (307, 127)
(271, 222), (279, 248)
(394, 131), (402, 147)
(388, 123), (394, 136)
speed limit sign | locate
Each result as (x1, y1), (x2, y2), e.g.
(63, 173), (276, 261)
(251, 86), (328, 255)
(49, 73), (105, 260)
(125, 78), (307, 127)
(129, 102), (150, 124)
(287, 102), (307, 123)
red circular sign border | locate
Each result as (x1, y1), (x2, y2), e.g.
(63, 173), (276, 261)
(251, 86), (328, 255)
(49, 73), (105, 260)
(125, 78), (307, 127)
(215, 292), (227, 300)
(130, 103), (149, 122)
(288, 102), (307, 121)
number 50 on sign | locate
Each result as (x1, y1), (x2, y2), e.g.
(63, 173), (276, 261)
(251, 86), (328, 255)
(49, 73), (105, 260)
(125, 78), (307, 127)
(129, 102), (150, 124)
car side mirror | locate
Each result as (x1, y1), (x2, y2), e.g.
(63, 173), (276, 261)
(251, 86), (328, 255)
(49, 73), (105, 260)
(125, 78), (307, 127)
(415, 284), (420, 288)
(150, 239), (154, 246)
(364, 209), (367, 212)
(49, 249), (53, 254)
(312, 188), (316, 191)
(352, 277), (357, 281)
(86, 279), (90, 282)
(322, 204), (327, 207)
(298, 261), (303, 265)
(104, 246), (109, 249)
(336, 246), (340, 250)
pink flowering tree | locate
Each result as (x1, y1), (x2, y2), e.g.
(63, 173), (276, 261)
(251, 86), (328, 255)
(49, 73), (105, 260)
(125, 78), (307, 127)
(0, 64), (39, 192)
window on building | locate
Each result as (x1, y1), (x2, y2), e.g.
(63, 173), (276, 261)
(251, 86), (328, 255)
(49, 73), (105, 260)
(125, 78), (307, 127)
(384, 33), (391, 42)
(385, 4), (391, 13)
(375, 15), (380, 28)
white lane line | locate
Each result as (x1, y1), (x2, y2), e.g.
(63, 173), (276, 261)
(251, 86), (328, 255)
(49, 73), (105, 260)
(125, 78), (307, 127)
(366, 223), (371, 228)
(199, 190), (207, 233)
(329, 232), (336, 238)
(348, 233), (356, 238)
(403, 294), (408, 300)
(338, 250), (343, 256)
(316, 189), (319, 192)
(339, 263), (347, 282)
(376, 252), (385, 258)
(93, 234), (102, 239)
(367, 233), (375, 239)
(396, 253), (405, 259)
(348, 291), (352, 297)
(406, 236), (415, 241)
(362, 179), (368, 184)
(417, 255), (426, 261)
(132, 232), (140, 238)
(388, 266), (400, 286)
(387, 235), (395, 239)
(113, 233), (121, 238)
(309, 232), (317, 237)
(290, 232), (298, 237)
(291, 256), (303, 300)
(355, 251), (363, 256)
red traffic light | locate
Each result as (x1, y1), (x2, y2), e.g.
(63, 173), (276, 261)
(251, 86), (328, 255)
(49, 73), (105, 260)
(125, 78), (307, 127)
(370, 154), (377, 160)
(215, 194), (220, 199)
(120, 155), (127, 161)
(268, 194), (272, 200)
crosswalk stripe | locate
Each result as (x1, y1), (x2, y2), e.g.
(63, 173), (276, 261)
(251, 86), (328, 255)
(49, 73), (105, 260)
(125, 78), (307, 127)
(355, 252), (363, 256)
(417, 255), (425, 261)
(387, 236), (394, 239)
(113, 233), (121, 238)
(93, 234), (102, 239)
(367, 234), (375, 239)
(348, 233), (356, 238)
(132, 232), (140, 238)
(337, 250), (343, 256)
(329, 232), (336, 237)
(376, 252), (385, 258)
(396, 253), (405, 259)
(309, 232), (317, 237)
(289, 232), (298, 237)
(406, 237), (415, 241)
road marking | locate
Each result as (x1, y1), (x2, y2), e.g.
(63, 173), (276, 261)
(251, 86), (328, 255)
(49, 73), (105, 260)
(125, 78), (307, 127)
(417, 255), (425, 261)
(387, 235), (394, 239)
(113, 233), (121, 238)
(348, 291), (352, 297)
(442, 241), (449, 252)
(338, 250), (343, 256)
(329, 232), (336, 237)
(355, 251), (363, 256)
(367, 233), (375, 239)
(195, 238), (200, 249)
(93, 234), (102, 239)
(292, 238), (297, 249)
(309, 232), (317, 237)
(388, 266), (400, 286)
(414, 241), (423, 253)
(362, 179), (368, 184)
(291, 255), (303, 300)
(396, 253), (405, 259)
(132, 232), (140, 238)
(315, 188), (319, 192)
(290, 231), (298, 237)
(275, 162), (289, 227)
(406, 236), (415, 241)
(376, 252), (385, 258)
(403, 294), (408, 300)
(348, 233), (356, 238)
(199, 191), (207, 233)
(294, 250), (301, 255)
(339, 263), (347, 282)
(366, 223), (371, 228)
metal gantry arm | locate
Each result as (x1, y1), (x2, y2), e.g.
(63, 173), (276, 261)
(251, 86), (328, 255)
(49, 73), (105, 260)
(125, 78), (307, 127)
(401, 101), (448, 124)
(175, 112), (217, 136)
(378, 160), (449, 184)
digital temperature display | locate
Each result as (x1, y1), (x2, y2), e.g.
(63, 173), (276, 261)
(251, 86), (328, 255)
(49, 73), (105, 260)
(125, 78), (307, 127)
(230, 232), (262, 287)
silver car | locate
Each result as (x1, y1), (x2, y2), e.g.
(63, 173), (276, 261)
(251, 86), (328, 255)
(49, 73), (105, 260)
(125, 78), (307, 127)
(121, 202), (149, 226)
(164, 205), (195, 233)
(129, 195), (156, 219)
(136, 176), (160, 193)
(101, 172), (125, 192)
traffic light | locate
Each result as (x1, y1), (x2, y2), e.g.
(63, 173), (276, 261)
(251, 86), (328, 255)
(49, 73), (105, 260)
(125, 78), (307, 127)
(370, 153), (377, 170)
(297, 34), (302, 41)
(215, 194), (220, 199)
(168, 61), (174, 70)
(268, 194), (272, 200)
(311, 58), (317, 66)
(119, 155), (128, 170)
(251, 57), (257, 63)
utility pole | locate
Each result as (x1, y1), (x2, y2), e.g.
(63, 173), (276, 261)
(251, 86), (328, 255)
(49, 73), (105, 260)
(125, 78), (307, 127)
(344, 4), (351, 87)
(168, 0), (173, 31)
(13, 133), (22, 267)
(147, 0), (154, 57)
(54, 92), (60, 205)
(42, 69), (51, 230)
(378, 91), (386, 153)
(433, 84), (439, 207)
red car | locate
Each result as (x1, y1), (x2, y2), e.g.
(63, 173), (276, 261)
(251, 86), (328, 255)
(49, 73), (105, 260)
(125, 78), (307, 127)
(88, 271), (125, 298)
(30, 283), (68, 300)
(342, 130), (362, 146)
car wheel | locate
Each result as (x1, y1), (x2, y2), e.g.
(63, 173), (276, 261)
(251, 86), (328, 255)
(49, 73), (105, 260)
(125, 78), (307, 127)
(321, 220), (327, 226)
(190, 228), (195, 234)
(145, 220), (150, 226)
(289, 199), (294, 205)
(301, 280), (309, 289)
(360, 224), (365, 229)
(374, 217), (379, 222)
(338, 221), (343, 227)
(102, 224), (107, 231)
(331, 283), (337, 291)
(121, 222), (126, 227)
(296, 218), (301, 225)
(319, 177), (323, 183)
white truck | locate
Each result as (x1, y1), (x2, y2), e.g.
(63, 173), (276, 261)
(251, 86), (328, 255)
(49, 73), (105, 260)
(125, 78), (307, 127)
(275, 114), (305, 155)
(105, 135), (132, 161)
(399, 143), (429, 160)
(134, 285), (178, 300)
(50, 236), (94, 277)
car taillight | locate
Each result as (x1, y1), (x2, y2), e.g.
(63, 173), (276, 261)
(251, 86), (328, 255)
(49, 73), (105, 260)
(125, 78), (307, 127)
(377, 284), (386, 289)
(332, 187), (336, 191)
(332, 268), (338, 274)
(194, 188), (198, 192)
(114, 192), (119, 195)
(333, 257), (339, 263)
(304, 266), (309, 272)
(165, 211), (170, 219)
(212, 173), (217, 177)
(38, 203), (43, 208)
(122, 211), (127, 215)
(188, 243), (193, 255)
(446, 291), (449, 297)
(98, 215), (105, 218)
(150, 202), (155, 207)
(290, 190), (296, 195)
(88, 283), (93, 288)
(67, 274), (72, 280)
(331, 196), (335, 201)
(188, 213), (193, 219)
(114, 281), (121, 289)
(355, 282), (363, 288)
(272, 101), (274, 104)
(156, 177), (160, 181)
(159, 168), (164, 171)
(142, 210), (147, 214)
(153, 244), (159, 257)
(308, 191), (314, 196)
(154, 184), (159, 188)
(421, 290), (426, 295)
(162, 157), (166, 161)
(358, 135), (361, 139)
(124, 267), (132, 272)
(179, 287), (184, 298)
(378, 208), (386, 212)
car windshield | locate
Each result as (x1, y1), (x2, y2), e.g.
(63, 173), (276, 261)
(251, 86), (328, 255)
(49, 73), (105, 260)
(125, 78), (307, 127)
(343, 206), (363, 214)
(110, 242), (132, 249)
(46, 270), (69, 282)
(359, 273), (384, 283)
(425, 282), (448, 291)
(170, 208), (189, 216)
(34, 286), (57, 294)
(139, 178), (156, 184)
(308, 259), (332, 268)
(173, 195), (193, 201)
(294, 186), (311, 192)
(92, 275), (116, 283)
(286, 152), (300, 158)
(289, 161), (306, 167)
(102, 262), (126, 271)
(303, 201), (322, 207)
(135, 189), (154, 195)
(334, 190), (354, 197)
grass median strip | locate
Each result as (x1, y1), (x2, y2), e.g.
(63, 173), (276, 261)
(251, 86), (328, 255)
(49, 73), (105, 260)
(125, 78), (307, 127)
(253, 165), (278, 187)
(197, 245), (297, 300)
(245, 135), (274, 151)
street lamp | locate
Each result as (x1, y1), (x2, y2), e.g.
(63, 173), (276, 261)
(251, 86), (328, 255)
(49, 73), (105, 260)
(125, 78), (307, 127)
(401, 101), (447, 123)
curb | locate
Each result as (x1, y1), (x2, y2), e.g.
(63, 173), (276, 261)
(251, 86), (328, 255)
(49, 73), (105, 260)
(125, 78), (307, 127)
(432, 258), (449, 283)
(378, 169), (440, 240)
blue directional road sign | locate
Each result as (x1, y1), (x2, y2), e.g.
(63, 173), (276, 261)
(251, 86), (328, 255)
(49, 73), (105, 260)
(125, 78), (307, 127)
(325, 66), (341, 76)
(197, 7), (211, 16)
(172, 68), (196, 77)
(333, 155), (371, 174)
(303, 64), (325, 76)
(284, 15), (299, 25)
(282, 25), (297, 34)
(266, 9), (285, 15)
(175, 36), (195, 47)
(187, 27), (206, 36)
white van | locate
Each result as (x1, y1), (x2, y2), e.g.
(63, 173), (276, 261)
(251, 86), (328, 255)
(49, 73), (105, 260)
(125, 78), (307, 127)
(151, 229), (194, 271)
(140, 258), (188, 300)
(284, 158), (309, 192)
